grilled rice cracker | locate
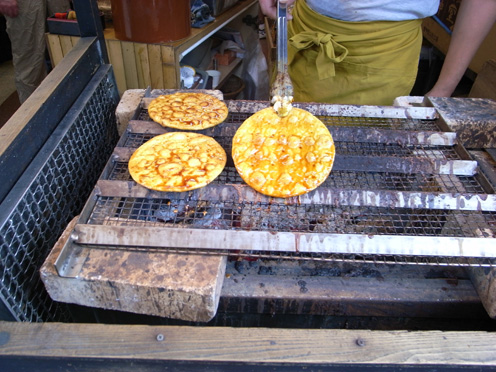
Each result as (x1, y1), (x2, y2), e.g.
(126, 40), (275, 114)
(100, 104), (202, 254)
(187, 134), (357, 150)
(129, 132), (226, 192)
(232, 107), (335, 198)
(148, 92), (228, 130)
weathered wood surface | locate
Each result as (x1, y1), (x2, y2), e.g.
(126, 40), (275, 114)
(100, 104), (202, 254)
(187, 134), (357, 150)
(0, 321), (495, 366)
(428, 97), (496, 148)
(41, 217), (227, 322)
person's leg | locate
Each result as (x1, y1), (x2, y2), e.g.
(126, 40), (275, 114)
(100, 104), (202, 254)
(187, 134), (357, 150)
(5, 0), (47, 103)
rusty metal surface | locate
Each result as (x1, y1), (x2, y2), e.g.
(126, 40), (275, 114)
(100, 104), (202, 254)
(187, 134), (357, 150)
(55, 96), (496, 278)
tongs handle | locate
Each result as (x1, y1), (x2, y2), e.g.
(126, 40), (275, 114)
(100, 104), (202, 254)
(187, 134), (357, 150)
(277, 0), (288, 76)
(271, 0), (294, 117)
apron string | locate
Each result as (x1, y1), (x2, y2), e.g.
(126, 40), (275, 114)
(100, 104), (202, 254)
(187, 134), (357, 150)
(289, 31), (348, 80)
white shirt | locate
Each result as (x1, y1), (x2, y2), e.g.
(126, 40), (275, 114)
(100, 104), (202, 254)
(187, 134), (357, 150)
(305, 0), (440, 21)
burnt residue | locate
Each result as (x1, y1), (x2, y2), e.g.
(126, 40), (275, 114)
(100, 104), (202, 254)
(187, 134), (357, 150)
(231, 259), (384, 280)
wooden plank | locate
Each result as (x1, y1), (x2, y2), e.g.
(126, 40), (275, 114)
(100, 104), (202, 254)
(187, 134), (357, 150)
(121, 41), (139, 89)
(70, 36), (80, 47)
(0, 321), (495, 365)
(134, 43), (151, 88)
(428, 97), (496, 148)
(45, 33), (64, 67)
(161, 45), (177, 89)
(42, 217), (227, 321)
(59, 35), (74, 56)
(106, 39), (127, 95)
(148, 44), (164, 89)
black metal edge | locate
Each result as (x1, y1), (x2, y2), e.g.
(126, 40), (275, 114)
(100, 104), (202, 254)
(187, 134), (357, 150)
(0, 39), (103, 204)
(73, 0), (109, 63)
(0, 64), (118, 228)
(0, 65), (118, 320)
(0, 356), (494, 372)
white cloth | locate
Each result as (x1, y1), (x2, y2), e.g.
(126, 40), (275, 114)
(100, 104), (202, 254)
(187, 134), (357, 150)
(305, 0), (440, 22)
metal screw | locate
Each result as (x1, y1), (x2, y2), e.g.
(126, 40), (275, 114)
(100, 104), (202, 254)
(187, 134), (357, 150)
(156, 333), (164, 342)
(355, 338), (366, 347)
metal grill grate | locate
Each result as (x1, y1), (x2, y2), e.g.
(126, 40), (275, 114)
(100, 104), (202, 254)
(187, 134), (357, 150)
(0, 71), (119, 322)
(108, 161), (485, 195)
(54, 95), (496, 271)
(87, 197), (496, 238)
(137, 106), (441, 131)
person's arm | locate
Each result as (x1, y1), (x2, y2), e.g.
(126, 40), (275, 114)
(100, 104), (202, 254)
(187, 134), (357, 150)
(426, 0), (496, 97)
(259, 0), (295, 20)
(0, 0), (18, 17)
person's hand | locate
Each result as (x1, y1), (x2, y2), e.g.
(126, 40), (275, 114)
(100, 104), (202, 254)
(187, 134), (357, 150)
(259, 0), (296, 20)
(0, 0), (18, 17)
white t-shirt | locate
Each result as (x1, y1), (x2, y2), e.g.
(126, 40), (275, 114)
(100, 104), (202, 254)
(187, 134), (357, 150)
(305, 0), (440, 21)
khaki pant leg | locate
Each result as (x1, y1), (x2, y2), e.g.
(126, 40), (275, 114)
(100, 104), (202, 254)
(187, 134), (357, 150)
(5, 0), (47, 103)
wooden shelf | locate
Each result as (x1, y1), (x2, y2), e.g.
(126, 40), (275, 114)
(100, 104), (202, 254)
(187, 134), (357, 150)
(46, 0), (258, 95)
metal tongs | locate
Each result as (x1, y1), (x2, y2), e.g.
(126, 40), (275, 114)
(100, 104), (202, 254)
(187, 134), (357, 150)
(271, 0), (294, 117)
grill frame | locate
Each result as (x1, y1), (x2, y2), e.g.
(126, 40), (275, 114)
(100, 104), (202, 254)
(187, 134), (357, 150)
(54, 95), (496, 278)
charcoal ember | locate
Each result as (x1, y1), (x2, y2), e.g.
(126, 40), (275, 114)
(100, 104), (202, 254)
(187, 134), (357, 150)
(191, 205), (231, 229)
(152, 199), (192, 223)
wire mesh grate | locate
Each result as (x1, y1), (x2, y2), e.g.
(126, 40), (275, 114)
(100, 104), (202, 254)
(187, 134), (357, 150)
(82, 100), (496, 269)
(136, 105), (442, 131)
(0, 73), (119, 322)
(88, 196), (496, 239)
(107, 161), (485, 195)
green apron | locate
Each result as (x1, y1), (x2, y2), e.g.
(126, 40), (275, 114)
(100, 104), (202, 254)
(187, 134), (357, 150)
(287, 0), (423, 105)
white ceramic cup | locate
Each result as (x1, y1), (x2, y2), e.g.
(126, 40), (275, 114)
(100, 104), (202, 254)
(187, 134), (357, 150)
(206, 70), (221, 88)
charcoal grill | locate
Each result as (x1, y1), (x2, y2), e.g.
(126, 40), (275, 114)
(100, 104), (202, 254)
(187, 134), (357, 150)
(43, 91), (496, 322)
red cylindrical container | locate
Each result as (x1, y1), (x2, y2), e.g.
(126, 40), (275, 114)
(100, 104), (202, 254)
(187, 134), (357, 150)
(110, 0), (191, 43)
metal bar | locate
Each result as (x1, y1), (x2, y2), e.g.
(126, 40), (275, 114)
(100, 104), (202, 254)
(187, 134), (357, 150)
(112, 147), (477, 176)
(71, 224), (495, 258)
(94, 180), (496, 211)
(124, 123), (456, 147)
(73, 0), (109, 63)
(333, 156), (477, 176)
(329, 127), (457, 146)
(226, 100), (438, 120)
(276, 0), (288, 74)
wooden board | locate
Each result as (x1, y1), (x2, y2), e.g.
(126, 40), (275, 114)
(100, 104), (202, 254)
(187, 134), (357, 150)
(427, 97), (496, 148)
(0, 321), (495, 366)
(41, 217), (227, 322)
